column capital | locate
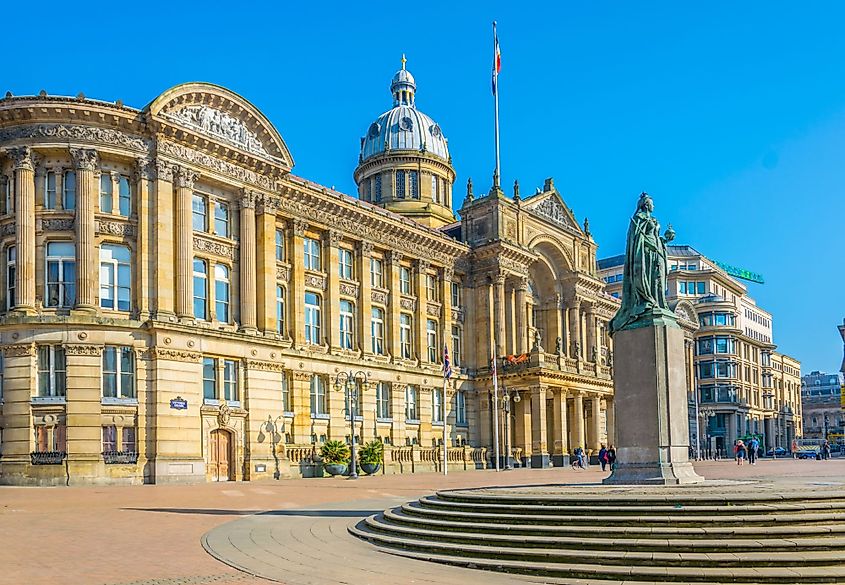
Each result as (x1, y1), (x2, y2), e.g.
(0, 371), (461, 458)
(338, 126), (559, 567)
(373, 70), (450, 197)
(359, 240), (375, 256)
(443, 266), (454, 282)
(174, 166), (199, 189)
(154, 158), (176, 182)
(417, 259), (430, 273)
(495, 273), (506, 286)
(386, 250), (403, 266)
(292, 218), (307, 237)
(7, 146), (36, 170)
(133, 156), (155, 182)
(68, 147), (98, 171)
(328, 229), (343, 248)
(239, 189), (258, 209)
(256, 193), (279, 215)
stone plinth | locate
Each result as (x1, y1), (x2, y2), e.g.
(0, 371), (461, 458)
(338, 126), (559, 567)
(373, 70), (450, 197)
(603, 324), (703, 485)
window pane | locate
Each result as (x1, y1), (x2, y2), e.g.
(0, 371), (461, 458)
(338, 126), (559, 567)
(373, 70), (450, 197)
(100, 174), (113, 213)
(63, 171), (76, 210)
(118, 176), (131, 216)
(192, 195), (206, 231)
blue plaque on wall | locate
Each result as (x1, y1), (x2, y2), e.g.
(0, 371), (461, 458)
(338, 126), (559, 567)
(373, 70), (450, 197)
(170, 397), (188, 410)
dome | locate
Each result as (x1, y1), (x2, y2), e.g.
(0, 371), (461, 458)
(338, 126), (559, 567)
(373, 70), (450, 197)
(359, 59), (450, 163)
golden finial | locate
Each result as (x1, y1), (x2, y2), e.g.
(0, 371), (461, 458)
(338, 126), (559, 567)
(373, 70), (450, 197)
(401, 54), (407, 70)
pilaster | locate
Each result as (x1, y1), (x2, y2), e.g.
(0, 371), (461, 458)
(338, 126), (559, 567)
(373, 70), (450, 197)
(386, 251), (403, 360)
(551, 388), (570, 466)
(64, 344), (103, 484)
(133, 157), (154, 320)
(152, 159), (176, 319)
(69, 148), (99, 313)
(515, 278), (527, 354)
(291, 371), (312, 444)
(256, 199), (278, 334)
(174, 167), (198, 320)
(390, 382), (406, 444)
(530, 385), (550, 467)
(238, 191), (258, 333)
(326, 229), (342, 351)
(572, 392), (585, 450)
(494, 273), (506, 357)
(590, 394), (602, 451)
(291, 220), (307, 346)
(357, 241), (374, 355)
(415, 259), (428, 363)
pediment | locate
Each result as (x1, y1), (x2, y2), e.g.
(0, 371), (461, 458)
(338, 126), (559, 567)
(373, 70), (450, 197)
(146, 82), (294, 169)
(522, 190), (582, 234)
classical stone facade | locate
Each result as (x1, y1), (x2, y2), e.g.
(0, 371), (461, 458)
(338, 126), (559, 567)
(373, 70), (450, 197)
(0, 70), (617, 485)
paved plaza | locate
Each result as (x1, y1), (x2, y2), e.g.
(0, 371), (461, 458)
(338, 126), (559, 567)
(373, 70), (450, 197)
(2, 459), (844, 585)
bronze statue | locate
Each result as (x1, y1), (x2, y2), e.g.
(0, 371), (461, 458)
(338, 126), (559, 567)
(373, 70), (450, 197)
(609, 192), (677, 334)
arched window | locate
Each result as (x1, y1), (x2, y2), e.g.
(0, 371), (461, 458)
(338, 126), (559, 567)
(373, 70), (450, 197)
(100, 244), (131, 311)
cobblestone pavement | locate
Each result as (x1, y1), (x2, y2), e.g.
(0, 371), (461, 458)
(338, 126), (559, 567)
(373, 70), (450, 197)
(1, 458), (843, 585)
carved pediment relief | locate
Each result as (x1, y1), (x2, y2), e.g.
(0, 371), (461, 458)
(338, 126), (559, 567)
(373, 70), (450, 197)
(164, 105), (270, 157)
(523, 193), (581, 234)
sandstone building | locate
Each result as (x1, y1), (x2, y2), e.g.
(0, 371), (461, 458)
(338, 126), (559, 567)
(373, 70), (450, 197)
(0, 63), (617, 485)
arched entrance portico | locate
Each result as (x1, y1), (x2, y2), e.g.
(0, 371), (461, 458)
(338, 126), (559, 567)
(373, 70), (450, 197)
(209, 429), (234, 482)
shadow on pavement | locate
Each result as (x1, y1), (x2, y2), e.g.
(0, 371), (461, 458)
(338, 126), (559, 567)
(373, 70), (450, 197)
(124, 507), (381, 517)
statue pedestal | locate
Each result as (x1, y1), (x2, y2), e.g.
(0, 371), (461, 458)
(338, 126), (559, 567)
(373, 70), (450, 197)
(604, 323), (703, 485)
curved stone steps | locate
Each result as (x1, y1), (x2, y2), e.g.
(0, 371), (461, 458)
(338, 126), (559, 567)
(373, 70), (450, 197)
(365, 512), (845, 553)
(401, 501), (845, 527)
(386, 506), (845, 539)
(350, 526), (845, 583)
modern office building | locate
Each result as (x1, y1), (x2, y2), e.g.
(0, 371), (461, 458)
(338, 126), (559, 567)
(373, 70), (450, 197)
(599, 245), (802, 455)
(801, 370), (844, 441)
(0, 62), (617, 485)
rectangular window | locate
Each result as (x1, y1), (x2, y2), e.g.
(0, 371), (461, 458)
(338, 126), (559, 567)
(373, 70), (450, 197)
(427, 319), (438, 363)
(214, 201), (230, 237)
(63, 171), (76, 210)
(395, 170), (406, 199)
(400, 314), (412, 359)
(4, 176), (13, 214)
(339, 300), (354, 350)
(275, 229), (285, 261)
(409, 170), (419, 199)
(118, 175), (131, 216)
(432, 388), (443, 423)
(45, 242), (76, 308)
(305, 292), (321, 344)
(405, 385), (419, 421)
(371, 307), (385, 355)
(425, 274), (438, 301)
(281, 372), (292, 412)
(451, 325), (462, 367)
(338, 248), (353, 279)
(202, 357), (217, 400)
(99, 244), (131, 311)
(696, 281), (706, 295)
(35, 424), (66, 453)
(102, 425), (117, 453)
(214, 264), (230, 322)
(193, 258), (208, 320)
(37, 346), (66, 397)
(102, 346), (135, 399)
(376, 382), (391, 419)
(400, 267), (411, 295)
(45, 171), (57, 209)
(100, 174), (113, 213)
(370, 258), (383, 288)
(276, 285), (286, 335)
(310, 374), (328, 416)
(431, 175), (439, 204)
(374, 174), (382, 202)
(192, 194), (207, 231)
(223, 359), (238, 402)
(6, 246), (15, 310)
(451, 282), (460, 307)
(122, 427), (137, 453)
(456, 390), (467, 425)
(304, 237), (321, 270)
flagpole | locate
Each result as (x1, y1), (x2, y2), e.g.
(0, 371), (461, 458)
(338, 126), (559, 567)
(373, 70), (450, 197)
(442, 377), (449, 476)
(492, 353), (500, 471)
(492, 20), (501, 189)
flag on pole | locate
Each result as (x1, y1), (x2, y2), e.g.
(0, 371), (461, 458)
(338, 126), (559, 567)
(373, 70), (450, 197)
(492, 22), (502, 95)
(443, 344), (452, 380)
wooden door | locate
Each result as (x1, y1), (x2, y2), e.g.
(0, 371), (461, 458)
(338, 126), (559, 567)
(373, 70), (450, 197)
(209, 430), (232, 481)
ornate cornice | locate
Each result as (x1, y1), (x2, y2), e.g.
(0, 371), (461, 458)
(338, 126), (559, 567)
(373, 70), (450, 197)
(158, 140), (275, 190)
(193, 234), (235, 260)
(3, 343), (35, 357)
(63, 344), (103, 356)
(0, 124), (151, 153)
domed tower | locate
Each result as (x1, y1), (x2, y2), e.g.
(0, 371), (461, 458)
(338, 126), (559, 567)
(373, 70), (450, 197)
(354, 57), (457, 228)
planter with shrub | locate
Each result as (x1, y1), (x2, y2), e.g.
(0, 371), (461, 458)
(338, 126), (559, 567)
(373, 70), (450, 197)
(320, 440), (350, 476)
(358, 440), (383, 475)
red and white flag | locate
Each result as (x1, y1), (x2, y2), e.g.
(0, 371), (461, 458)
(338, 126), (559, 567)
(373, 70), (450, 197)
(492, 22), (502, 96)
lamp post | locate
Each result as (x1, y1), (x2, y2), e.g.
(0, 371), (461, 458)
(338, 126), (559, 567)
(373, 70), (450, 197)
(264, 414), (285, 480)
(334, 369), (369, 480)
(501, 388), (520, 470)
(699, 407), (715, 459)
(762, 391), (774, 457)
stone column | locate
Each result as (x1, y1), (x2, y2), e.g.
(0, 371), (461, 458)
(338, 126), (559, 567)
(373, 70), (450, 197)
(568, 300), (581, 359)
(238, 191), (257, 333)
(386, 251), (403, 360)
(415, 260), (429, 362)
(256, 199), (278, 334)
(326, 230), (342, 350)
(572, 392), (585, 450)
(133, 158), (154, 319)
(486, 280), (495, 364)
(606, 396), (616, 446)
(358, 241), (374, 354)
(0, 344), (36, 471)
(69, 149), (99, 312)
(494, 273), (506, 357)
(440, 267), (453, 365)
(530, 385), (550, 468)
(515, 391), (532, 461)
(515, 277), (527, 354)
(391, 382), (407, 446)
(9, 147), (36, 313)
(585, 310), (597, 361)
(590, 394), (602, 451)
(551, 388), (569, 466)
(174, 167), (198, 320)
(152, 160), (176, 319)
(291, 219), (307, 347)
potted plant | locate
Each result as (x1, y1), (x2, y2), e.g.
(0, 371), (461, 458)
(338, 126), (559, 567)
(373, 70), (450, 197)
(358, 440), (384, 475)
(320, 440), (350, 476)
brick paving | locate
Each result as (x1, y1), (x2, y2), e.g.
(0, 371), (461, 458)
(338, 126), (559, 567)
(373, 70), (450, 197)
(0, 458), (843, 585)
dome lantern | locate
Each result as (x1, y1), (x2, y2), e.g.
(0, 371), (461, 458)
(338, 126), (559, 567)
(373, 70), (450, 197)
(391, 54), (416, 107)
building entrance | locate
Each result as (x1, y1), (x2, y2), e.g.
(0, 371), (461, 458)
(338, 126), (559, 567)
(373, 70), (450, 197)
(209, 429), (234, 482)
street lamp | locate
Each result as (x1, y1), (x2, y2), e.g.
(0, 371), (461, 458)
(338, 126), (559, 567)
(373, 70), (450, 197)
(263, 414), (285, 480)
(334, 370), (369, 480)
(699, 407), (715, 459)
(501, 389), (520, 470)
(762, 391), (774, 457)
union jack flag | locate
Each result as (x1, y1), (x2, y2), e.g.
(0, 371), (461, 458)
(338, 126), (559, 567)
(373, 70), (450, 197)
(443, 344), (452, 380)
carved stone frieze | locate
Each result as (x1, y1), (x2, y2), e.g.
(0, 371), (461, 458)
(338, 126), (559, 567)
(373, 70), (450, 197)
(0, 124), (151, 153)
(63, 344), (103, 356)
(193, 235), (235, 259)
(304, 273), (326, 291)
(371, 289), (388, 305)
(96, 219), (135, 237)
(417, 259), (430, 273)
(328, 229), (342, 247)
(451, 308), (464, 322)
(360, 241), (374, 256)
(443, 267), (454, 282)
(239, 189), (257, 209)
(0, 223), (14, 236)
(400, 297), (416, 311)
(38, 217), (75, 232)
(157, 141), (274, 190)
(276, 264), (290, 283)
(164, 104), (270, 157)
(426, 302), (441, 317)
(151, 347), (202, 363)
(256, 193), (279, 215)
(133, 157), (155, 181)
(292, 371), (312, 382)
(245, 359), (285, 373)
(3, 343), (35, 357)
(386, 250), (403, 266)
(339, 281), (359, 297)
(525, 196), (580, 233)
(69, 147), (99, 171)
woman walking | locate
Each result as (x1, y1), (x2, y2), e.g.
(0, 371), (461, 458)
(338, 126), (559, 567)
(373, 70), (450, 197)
(598, 444), (609, 471)
(735, 439), (747, 466)
(607, 445), (617, 471)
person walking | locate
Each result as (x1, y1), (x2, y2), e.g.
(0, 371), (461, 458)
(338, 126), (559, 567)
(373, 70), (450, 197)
(607, 445), (617, 471)
(735, 439), (747, 466)
(598, 444), (608, 471)
(822, 440), (832, 460)
(748, 437), (759, 465)
(791, 438), (798, 459)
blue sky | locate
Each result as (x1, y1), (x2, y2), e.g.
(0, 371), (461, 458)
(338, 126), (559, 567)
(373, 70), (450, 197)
(5, 1), (843, 372)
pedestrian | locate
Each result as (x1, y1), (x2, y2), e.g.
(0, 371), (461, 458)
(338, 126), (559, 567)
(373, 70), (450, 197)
(822, 440), (831, 460)
(607, 445), (617, 470)
(735, 439), (747, 466)
(791, 438), (798, 459)
(598, 444), (608, 471)
(748, 437), (759, 465)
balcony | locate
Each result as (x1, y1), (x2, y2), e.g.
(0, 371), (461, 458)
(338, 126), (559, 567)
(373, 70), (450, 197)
(30, 451), (67, 465)
(102, 451), (139, 465)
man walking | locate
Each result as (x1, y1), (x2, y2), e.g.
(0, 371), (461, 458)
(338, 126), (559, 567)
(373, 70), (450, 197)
(748, 437), (759, 465)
